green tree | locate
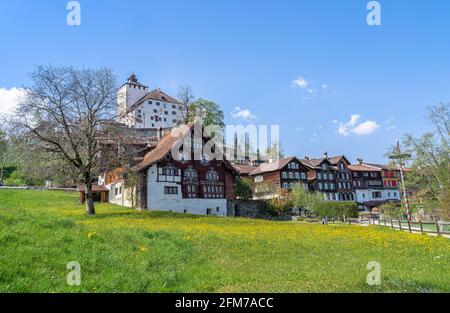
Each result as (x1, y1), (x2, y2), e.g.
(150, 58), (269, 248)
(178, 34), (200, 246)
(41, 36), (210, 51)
(291, 184), (325, 215)
(188, 98), (225, 128)
(387, 103), (450, 220)
(269, 189), (293, 215)
(235, 177), (253, 200)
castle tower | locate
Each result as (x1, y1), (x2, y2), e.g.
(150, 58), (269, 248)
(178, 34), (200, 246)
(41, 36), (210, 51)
(117, 74), (149, 123)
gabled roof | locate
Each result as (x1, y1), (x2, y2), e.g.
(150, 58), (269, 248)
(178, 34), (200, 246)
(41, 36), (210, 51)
(328, 155), (351, 166)
(127, 88), (181, 114)
(231, 164), (256, 176)
(250, 157), (304, 176)
(133, 123), (237, 174)
(133, 124), (192, 172)
(365, 163), (401, 171)
(300, 157), (335, 170)
(348, 163), (382, 172)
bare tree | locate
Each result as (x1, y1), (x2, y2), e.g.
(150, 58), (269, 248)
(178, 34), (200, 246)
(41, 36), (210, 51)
(9, 65), (117, 215)
(177, 85), (194, 124)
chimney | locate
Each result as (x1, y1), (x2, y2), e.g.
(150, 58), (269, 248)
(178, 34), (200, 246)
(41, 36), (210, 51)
(304, 156), (310, 160)
(324, 152), (328, 159)
(357, 158), (363, 165)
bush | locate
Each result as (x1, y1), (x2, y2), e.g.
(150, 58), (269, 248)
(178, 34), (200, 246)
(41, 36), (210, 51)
(235, 177), (253, 200)
(379, 202), (402, 218)
(314, 202), (359, 219)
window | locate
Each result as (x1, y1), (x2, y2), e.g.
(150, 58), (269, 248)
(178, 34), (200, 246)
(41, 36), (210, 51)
(255, 176), (263, 183)
(184, 167), (197, 178)
(372, 191), (382, 199)
(339, 163), (345, 170)
(282, 172), (287, 179)
(317, 173), (322, 180)
(206, 169), (219, 181)
(163, 103), (167, 108)
(172, 105), (176, 109)
(289, 172), (294, 179)
(301, 172), (306, 180)
(323, 173), (328, 180)
(329, 173), (334, 180)
(156, 102), (160, 106)
(319, 183), (323, 190)
(164, 186), (178, 194)
(322, 164), (328, 170)
(153, 109), (157, 113)
(148, 101), (153, 105)
(282, 183), (289, 189)
(392, 181), (397, 187)
(294, 172), (300, 179)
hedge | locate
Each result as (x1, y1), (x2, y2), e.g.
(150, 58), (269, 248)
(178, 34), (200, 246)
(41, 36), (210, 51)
(314, 202), (359, 219)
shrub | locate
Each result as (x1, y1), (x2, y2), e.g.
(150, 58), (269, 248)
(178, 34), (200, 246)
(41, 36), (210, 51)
(314, 202), (359, 219)
(235, 177), (253, 201)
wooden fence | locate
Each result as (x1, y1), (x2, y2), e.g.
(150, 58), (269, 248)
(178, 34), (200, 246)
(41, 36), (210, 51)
(298, 216), (450, 237)
(350, 217), (450, 237)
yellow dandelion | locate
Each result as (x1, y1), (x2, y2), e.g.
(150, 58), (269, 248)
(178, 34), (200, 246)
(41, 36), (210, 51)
(87, 232), (96, 239)
(139, 246), (148, 252)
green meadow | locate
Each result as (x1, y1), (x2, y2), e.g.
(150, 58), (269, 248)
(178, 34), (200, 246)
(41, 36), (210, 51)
(0, 190), (448, 293)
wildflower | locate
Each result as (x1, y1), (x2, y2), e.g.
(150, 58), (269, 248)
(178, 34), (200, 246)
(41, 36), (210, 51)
(87, 232), (96, 239)
(139, 246), (148, 252)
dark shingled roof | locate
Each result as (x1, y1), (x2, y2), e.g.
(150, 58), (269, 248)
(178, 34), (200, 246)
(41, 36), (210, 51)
(249, 157), (297, 176)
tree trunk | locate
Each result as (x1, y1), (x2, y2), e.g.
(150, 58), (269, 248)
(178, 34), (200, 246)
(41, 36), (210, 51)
(85, 180), (96, 216)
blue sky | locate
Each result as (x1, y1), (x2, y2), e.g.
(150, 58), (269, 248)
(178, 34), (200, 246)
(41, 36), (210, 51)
(1, 0), (449, 163)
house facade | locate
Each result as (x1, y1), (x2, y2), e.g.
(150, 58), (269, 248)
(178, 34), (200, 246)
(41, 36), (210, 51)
(301, 155), (340, 201)
(249, 157), (309, 199)
(328, 155), (355, 201)
(348, 160), (401, 211)
(131, 124), (237, 216)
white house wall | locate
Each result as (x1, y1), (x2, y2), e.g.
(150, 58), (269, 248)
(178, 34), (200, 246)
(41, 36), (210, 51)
(355, 188), (400, 203)
(146, 165), (227, 216)
(106, 180), (135, 208)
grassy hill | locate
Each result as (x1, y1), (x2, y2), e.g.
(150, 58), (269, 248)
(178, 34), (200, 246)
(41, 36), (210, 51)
(0, 190), (449, 293)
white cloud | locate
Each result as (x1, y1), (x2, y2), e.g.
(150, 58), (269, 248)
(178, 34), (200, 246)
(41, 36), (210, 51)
(321, 84), (328, 90)
(337, 114), (379, 136)
(386, 125), (396, 131)
(351, 120), (380, 135)
(0, 87), (25, 114)
(291, 77), (309, 89)
(231, 107), (256, 120)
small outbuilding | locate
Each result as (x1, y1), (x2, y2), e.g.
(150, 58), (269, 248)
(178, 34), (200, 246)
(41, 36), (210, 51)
(77, 185), (109, 204)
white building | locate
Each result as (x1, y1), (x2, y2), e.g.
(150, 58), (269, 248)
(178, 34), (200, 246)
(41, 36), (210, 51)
(117, 74), (185, 129)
